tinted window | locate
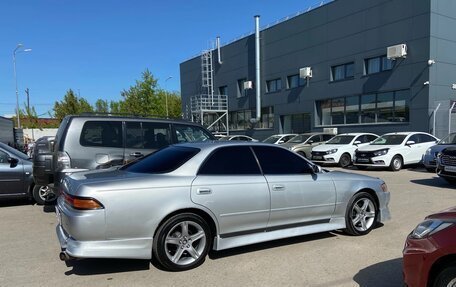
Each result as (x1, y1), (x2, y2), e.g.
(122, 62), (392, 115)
(408, 134), (419, 144)
(0, 150), (8, 164)
(366, 135), (378, 142)
(0, 143), (30, 160)
(418, 134), (436, 143)
(308, 135), (321, 143)
(253, 146), (313, 174)
(126, 122), (143, 148)
(288, 134), (311, 143)
(283, 135), (295, 142)
(199, 146), (261, 175)
(174, 125), (213, 143)
(371, 135), (406, 145)
(122, 146), (199, 174)
(326, 135), (355, 145)
(322, 134), (334, 141)
(263, 136), (281, 144)
(80, 121), (123, 148)
(143, 122), (171, 149)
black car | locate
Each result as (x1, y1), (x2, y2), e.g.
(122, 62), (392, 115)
(437, 146), (456, 184)
(0, 142), (35, 201)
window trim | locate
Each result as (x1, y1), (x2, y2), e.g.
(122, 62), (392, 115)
(330, 62), (355, 82)
(266, 78), (282, 93)
(364, 55), (395, 75)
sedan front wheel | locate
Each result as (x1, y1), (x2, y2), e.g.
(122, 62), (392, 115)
(153, 213), (211, 271)
(345, 192), (377, 236)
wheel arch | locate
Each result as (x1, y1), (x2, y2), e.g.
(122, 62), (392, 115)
(153, 208), (218, 241)
(355, 188), (380, 216)
(427, 254), (456, 287)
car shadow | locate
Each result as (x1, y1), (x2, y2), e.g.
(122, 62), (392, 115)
(209, 232), (336, 260)
(410, 177), (456, 189)
(0, 198), (32, 207)
(43, 203), (56, 213)
(353, 257), (403, 287)
(64, 258), (151, 276)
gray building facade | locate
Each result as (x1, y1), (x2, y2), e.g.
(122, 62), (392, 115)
(180, 0), (456, 140)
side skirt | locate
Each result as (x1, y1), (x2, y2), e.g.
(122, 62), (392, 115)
(213, 217), (346, 251)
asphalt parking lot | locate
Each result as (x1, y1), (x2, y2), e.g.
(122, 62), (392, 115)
(1, 166), (455, 287)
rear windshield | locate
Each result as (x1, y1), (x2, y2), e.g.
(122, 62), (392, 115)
(121, 146), (200, 174)
(371, 135), (406, 145)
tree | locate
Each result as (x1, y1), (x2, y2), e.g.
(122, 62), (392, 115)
(20, 103), (40, 129)
(95, 99), (109, 113)
(53, 89), (93, 120)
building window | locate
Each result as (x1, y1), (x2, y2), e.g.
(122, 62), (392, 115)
(237, 79), (246, 98)
(287, 74), (305, 89)
(219, 85), (227, 96)
(229, 107), (274, 130)
(365, 55), (394, 74)
(315, 90), (409, 126)
(331, 62), (354, 81)
(266, 78), (282, 93)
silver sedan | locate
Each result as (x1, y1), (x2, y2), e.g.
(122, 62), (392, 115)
(56, 142), (390, 271)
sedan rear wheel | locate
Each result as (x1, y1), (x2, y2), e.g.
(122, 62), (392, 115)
(345, 192), (377, 236)
(153, 213), (211, 271)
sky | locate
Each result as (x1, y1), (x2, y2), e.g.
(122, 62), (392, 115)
(0, 0), (328, 117)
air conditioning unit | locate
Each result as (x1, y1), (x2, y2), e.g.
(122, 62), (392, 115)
(243, 81), (253, 90)
(323, 127), (338, 135)
(299, 67), (313, 78)
(387, 44), (407, 59)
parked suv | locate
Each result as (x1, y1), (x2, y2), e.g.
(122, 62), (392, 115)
(437, 146), (456, 184)
(354, 132), (438, 171)
(423, 132), (456, 172)
(33, 115), (215, 195)
(311, 133), (378, 167)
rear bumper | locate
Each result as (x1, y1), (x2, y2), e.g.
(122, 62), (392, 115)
(56, 225), (153, 260)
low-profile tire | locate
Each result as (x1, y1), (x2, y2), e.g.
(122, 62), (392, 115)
(339, 153), (351, 168)
(356, 165), (368, 170)
(389, 155), (403, 171)
(345, 192), (378, 236)
(433, 265), (456, 287)
(33, 185), (56, 205)
(153, 213), (211, 271)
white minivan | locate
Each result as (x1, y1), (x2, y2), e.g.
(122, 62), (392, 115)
(311, 133), (379, 167)
(353, 132), (438, 171)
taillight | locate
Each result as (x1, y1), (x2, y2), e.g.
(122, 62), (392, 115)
(57, 151), (71, 170)
(63, 192), (104, 210)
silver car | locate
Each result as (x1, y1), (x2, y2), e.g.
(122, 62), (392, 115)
(56, 142), (391, 271)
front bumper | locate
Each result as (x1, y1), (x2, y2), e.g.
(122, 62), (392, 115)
(311, 153), (340, 164)
(353, 155), (390, 167)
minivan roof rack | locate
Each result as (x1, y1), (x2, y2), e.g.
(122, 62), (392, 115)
(78, 112), (181, 120)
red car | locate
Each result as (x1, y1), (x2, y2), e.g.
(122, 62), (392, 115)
(403, 207), (456, 287)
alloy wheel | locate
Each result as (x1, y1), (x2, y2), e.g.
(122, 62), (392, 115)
(350, 198), (376, 232)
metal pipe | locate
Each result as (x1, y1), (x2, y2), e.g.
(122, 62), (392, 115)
(254, 15), (261, 121)
(433, 103), (441, 136)
(449, 102), (456, 134)
(216, 36), (222, 65)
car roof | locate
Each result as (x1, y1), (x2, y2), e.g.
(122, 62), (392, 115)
(65, 114), (203, 126)
(381, 131), (430, 136)
(178, 141), (283, 150)
(334, 133), (378, 136)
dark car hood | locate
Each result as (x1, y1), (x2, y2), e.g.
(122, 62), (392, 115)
(442, 147), (456, 156)
(426, 206), (456, 221)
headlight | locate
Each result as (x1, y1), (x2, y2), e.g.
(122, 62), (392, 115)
(326, 149), (338, 154)
(426, 148), (432, 155)
(373, 149), (389, 156)
(410, 219), (453, 239)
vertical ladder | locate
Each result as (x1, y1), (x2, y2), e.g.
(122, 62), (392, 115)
(201, 50), (214, 99)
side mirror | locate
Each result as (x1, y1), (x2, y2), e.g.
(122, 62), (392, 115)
(7, 157), (19, 168)
(406, 140), (415, 146)
(311, 164), (322, 174)
(353, 141), (362, 146)
(308, 140), (314, 144)
(278, 140), (285, 144)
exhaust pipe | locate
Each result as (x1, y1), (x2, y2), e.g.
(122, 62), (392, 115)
(59, 251), (73, 261)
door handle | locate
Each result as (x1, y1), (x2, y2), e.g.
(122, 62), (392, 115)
(272, 184), (285, 191)
(196, 188), (212, 195)
(130, 152), (144, 157)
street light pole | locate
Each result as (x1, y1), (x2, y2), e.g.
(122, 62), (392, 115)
(13, 44), (32, 128)
(165, 76), (173, 118)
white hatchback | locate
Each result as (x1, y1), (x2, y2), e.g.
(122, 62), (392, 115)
(353, 132), (439, 171)
(311, 133), (379, 167)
